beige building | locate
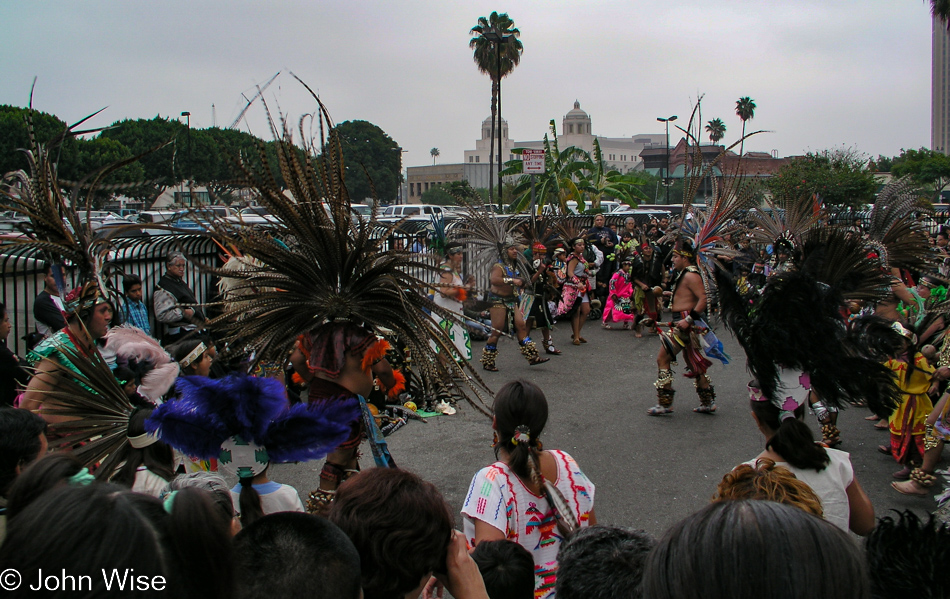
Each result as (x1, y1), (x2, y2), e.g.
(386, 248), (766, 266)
(405, 101), (666, 203)
(935, 16), (950, 153)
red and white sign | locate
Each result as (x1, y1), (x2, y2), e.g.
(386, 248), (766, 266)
(522, 149), (546, 174)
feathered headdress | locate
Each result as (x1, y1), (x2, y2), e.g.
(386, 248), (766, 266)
(716, 227), (899, 417)
(146, 374), (359, 474)
(451, 198), (529, 285)
(746, 193), (822, 255)
(865, 176), (934, 274)
(193, 86), (493, 414)
(31, 343), (140, 480)
(104, 325), (179, 404)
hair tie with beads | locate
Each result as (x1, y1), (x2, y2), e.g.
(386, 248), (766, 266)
(511, 425), (531, 445)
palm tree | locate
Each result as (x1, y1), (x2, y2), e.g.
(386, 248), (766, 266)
(735, 97), (756, 158)
(932, 0), (950, 26)
(504, 120), (589, 214)
(705, 118), (726, 145)
(576, 139), (649, 211)
(430, 147), (440, 165)
(470, 12), (523, 203)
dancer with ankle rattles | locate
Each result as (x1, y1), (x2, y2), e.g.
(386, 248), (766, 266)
(649, 240), (719, 415)
(479, 241), (550, 371)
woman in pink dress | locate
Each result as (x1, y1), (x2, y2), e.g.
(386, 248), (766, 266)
(602, 258), (636, 330)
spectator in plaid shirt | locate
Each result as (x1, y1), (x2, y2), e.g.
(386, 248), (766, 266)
(121, 275), (151, 336)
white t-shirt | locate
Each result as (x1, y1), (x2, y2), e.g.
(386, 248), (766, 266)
(743, 448), (854, 532)
(462, 450), (595, 599)
(133, 467), (170, 498)
(229, 481), (305, 518)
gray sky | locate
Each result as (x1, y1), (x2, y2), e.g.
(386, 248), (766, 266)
(0, 1), (934, 172)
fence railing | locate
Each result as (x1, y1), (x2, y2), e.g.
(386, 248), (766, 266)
(1, 234), (221, 356)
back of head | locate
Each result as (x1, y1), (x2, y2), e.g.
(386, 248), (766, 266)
(642, 500), (868, 599)
(330, 468), (453, 599)
(0, 483), (166, 598)
(6, 453), (85, 520)
(470, 540), (535, 599)
(0, 408), (47, 497)
(713, 458), (824, 518)
(751, 401), (829, 472)
(865, 510), (950, 599)
(492, 379), (549, 480)
(233, 512), (361, 599)
(165, 471), (235, 528)
(556, 525), (656, 599)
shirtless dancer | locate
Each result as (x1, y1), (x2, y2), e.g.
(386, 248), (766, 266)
(648, 242), (716, 415)
(479, 242), (550, 372)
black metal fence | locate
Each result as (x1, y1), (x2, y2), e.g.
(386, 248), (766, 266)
(1, 234), (221, 356)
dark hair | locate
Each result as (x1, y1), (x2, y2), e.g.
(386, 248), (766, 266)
(0, 408), (48, 496)
(0, 483), (232, 599)
(5, 453), (85, 520)
(114, 365), (139, 386)
(750, 400), (829, 471)
(865, 510), (950, 599)
(641, 500), (868, 599)
(493, 379), (549, 480)
(166, 337), (207, 373)
(556, 525), (656, 599)
(234, 512), (362, 599)
(330, 468), (453, 599)
(470, 540), (535, 599)
(237, 470), (267, 528)
(111, 409), (176, 488)
(0, 300), (5, 320)
(713, 458), (823, 518)
(123, 273), (143, 294)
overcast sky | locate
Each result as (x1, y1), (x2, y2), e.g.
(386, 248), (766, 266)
(0, 1), (935, 172)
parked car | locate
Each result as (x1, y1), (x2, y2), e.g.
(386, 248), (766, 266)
(379, 204), (447, 219)
(137, 210), (179, 224)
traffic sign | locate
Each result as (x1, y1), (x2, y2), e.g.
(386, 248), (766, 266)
(522, 149), (545, 174)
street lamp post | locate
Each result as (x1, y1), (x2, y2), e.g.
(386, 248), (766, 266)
(656, 115), (677, 206)
(180, 111), (191, 206)
(481, 27), (512, 212)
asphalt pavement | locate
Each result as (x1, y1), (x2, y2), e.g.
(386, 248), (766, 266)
(268, 317), (943, 539)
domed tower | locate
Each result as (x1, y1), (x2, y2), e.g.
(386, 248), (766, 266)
(562, 100), (592, 137)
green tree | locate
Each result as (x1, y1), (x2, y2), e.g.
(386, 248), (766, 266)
(577, 138), (649, 210)
(891, 147), (950, 202)
(334, 120), (401, 203)
(0, 105), (79, 176)
(705, 118), (726, 144)
(767, 149), (877, 208)
(735, 97), (756, 158)
(504, 120), (588, 214)
(932, 0), (950, 25)
(868, 154), (895, 173)
(470, 11), (523, 205)
(430, 147), (440, 165)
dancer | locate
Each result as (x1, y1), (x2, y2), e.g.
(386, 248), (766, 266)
(557, 237), (593, 346)
(432, 240), (473, 362)
(602, 252), (636, 330)
(194, 97), (492, 514)
(478, 241), (549, 371)
(452, 203), (549, 372)
(649, 240), (718, 415)
(526, 242), (561, 355)
(630, 240), (666, 336)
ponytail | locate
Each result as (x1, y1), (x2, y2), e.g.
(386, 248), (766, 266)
(238, 477), (265, 528)
(753, 401), (830, 472)
(492, 380), (549, 481)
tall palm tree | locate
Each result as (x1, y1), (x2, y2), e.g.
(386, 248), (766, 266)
(735, 97), (756, 158)
(430, 147), (440, 165)
(705, 118), (726, 145)
(932, 0), (950, 26)
(470, 12), (523, 203)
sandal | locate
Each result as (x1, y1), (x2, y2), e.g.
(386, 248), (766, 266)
(572, 339), (581, 346)
(544, 343), (562, 355)
(875, 421), (889, 430)
(878, 445), (892, 456)
(647, 405), (674, 416)
(578, 337), (588, 344)
(892, 467), (911, 480)
(529, 356), (550, 366)
(693, 404), (717, 414)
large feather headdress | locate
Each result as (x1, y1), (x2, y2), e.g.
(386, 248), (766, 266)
(865, 176), (934, 274)
(197, 88), (493, 414)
